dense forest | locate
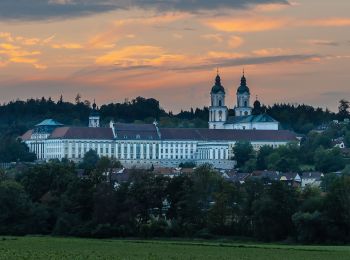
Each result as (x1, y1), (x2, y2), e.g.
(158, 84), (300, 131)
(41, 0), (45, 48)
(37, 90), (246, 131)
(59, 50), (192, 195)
(1, 159), (349, 243)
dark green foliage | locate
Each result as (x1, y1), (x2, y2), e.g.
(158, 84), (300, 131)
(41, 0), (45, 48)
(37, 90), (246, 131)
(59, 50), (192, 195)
(266, 103), (335, 134)
(314, 147), (345, 173)
(80, 149), (99, 173)
(0, 181), (35, 235)
(233, 141), (254, 168)
(0, 135), (36, 163)
(1, 161), (350, 243)
(179, 161), (196, 168)
(256, 145), (274, 170)
(252, 182), (298, 241)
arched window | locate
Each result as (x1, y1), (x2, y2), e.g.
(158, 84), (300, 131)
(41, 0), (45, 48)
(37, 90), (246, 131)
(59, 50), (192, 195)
(244, 111), (248, 116)
(244, 101), (247, 107)
(219, 99), (222, 106)
(219, 110), (222, 120)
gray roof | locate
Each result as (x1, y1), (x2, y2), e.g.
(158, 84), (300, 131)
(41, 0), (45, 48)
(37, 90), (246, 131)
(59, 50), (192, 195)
(226, 114), (278, 124)
(35, 119), (64, 127)
(114, 123), (160, 140)
(160, 128), (297, 142)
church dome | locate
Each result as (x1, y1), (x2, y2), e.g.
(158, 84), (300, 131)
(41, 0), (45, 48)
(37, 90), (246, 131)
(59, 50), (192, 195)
(253, 99), (261, 108)
(90, 100), (100, 117)
(211, 74), (225, 94)
(237, 74), (250, 94)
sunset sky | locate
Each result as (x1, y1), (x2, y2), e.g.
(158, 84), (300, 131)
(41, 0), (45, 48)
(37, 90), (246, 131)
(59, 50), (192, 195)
(0, 0), (349, 112)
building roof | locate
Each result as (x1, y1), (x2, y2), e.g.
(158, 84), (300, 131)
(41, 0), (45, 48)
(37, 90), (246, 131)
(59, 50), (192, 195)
(114, 123), (160, 140)
(160, 128), (297, 142)
(226, 114), (278, 124)
(35, 119), (64, 127)
(301, 172), (324, 180)
(20, 129), (33, 141)
(49, 127), (114, 140)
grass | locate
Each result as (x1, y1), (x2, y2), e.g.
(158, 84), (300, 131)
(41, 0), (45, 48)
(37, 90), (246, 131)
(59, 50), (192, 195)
(0, 236), (350, 259)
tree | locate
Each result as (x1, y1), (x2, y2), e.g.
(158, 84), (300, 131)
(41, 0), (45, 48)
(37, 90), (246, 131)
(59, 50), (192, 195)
(0, 136), (36, 163)
(256, 145), (274, 170)
(252, 182), (298, 241)
(323, 176), (350, 242)
(338, 99), (350, 119)
(208, 180), (240, 235)
(233, 141), (254, 168)
(314, 147), (345, 173)
(80, 150), (99, 173)
(75, 93), (82, 104)
(344, 131), (350, 148)
(0, 181), (33, 235)
(266, 143), (300, 172)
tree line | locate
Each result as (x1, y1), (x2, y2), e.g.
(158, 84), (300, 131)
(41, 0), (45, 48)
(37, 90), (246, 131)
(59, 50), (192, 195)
(0, 157), (349, 243)
(1, 96), (349, 137)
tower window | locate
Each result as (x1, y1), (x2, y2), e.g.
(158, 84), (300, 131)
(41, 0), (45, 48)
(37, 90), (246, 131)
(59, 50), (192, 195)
(244, 101), (247, 107)
(219, 100), (222, 106)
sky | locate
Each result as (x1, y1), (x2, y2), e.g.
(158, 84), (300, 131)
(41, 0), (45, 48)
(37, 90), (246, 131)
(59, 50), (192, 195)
(0, 0), (349, 112)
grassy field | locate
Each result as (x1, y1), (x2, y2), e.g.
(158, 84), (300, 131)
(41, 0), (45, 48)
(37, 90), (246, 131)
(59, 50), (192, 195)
(0, 236), (349, 259)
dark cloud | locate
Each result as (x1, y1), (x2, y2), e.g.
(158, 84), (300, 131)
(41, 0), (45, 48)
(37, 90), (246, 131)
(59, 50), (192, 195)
(0, 0), (117, 21)
(174, 54), (321, 71)
(309, 40), (340, 46)
(0, 0), (289, 21)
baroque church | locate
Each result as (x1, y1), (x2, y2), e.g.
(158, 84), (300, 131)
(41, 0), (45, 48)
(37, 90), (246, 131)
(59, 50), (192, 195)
(209, 71), (278, 130)
(22, 72), (294, 169)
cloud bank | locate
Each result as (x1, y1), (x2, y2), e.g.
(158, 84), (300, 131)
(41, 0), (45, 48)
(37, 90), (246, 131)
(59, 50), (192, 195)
(0, 0), (289, 20)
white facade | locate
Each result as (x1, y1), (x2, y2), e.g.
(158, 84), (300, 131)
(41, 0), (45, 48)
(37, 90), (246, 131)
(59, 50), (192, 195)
(22, 72), (294, 170)
(209, 73), (278, 130)
(209, 75), (228, 130)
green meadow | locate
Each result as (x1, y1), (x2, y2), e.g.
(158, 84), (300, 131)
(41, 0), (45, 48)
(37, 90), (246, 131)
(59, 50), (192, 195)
(0, 237), (349, 260)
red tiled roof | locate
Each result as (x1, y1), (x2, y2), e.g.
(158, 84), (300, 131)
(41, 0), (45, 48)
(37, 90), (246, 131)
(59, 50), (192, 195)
(20, 130), (33, 141)
(49, 127), (114, 140)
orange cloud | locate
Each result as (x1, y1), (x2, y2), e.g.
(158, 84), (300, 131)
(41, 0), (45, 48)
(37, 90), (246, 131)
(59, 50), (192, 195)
(205, 16), (350, 33)
(301, 18), (350, 27)
(95, 45), (187, 67)
(254, 3), (290, 12)
(228, 36), (244, 48)
(51, 43), (83, 49)
(252, 48), (289, 56)
(88, 13), (189, 49)
(0, 39), (45, 69)
(204, 17), (288, 32)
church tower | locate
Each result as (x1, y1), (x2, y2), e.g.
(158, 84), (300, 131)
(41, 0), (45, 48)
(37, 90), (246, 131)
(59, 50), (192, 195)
(209, 72), (228, 129)
(235, 71), (252, 117)
(89, 100), (100, 128)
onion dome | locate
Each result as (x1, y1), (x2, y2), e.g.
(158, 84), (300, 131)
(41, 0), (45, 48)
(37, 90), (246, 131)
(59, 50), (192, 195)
(211, 74), (225, 94)
(237, 71), (250, 94)
(253, 97), (261, 109)
(90, 100), (100, 116)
